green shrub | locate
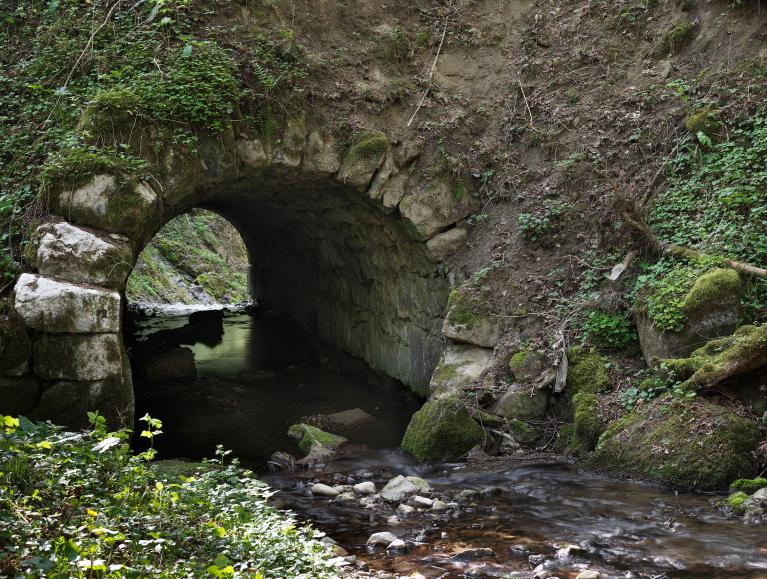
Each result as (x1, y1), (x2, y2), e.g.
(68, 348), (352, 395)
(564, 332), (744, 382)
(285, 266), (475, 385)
(581, 310), (638, 350)
(517, 201), (569, 241)
(0, 414), (337, 577)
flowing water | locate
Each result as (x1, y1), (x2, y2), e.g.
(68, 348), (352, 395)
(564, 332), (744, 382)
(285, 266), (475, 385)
(126, 307), (767, 578)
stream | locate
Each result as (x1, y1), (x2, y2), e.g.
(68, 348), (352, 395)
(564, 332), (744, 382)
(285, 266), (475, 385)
(126, 306), (767, 578)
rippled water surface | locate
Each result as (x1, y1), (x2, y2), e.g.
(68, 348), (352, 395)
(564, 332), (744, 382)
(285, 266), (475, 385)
(127, 307), (767, 578)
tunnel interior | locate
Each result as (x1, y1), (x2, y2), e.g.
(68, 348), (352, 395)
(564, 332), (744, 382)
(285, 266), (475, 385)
(124, 170), (447, 463)
(166, 170), (449, 395)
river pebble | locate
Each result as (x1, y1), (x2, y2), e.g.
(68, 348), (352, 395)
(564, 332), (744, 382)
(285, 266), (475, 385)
(311, 483), (339, 497)
(367, 531), (398, 546)
(354, 481), (376, 495)
(412, 495), (433, 508)
(386, 538), (407, 552)
(575, 571), (601, 579)
(397, 504), (415, 516)
(431, 499), (449, 511)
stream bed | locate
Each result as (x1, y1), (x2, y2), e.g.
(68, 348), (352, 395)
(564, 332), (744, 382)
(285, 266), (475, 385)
(126, 306), (767, 578)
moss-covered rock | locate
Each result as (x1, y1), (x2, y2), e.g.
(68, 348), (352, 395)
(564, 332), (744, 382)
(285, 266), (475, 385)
(509, 418), (539, 444)
(655, 18), (697, 56)
(727, 491), (750, 514)
(338, 131), (388, 189)
(591, 396), (760, 490)
(684, 108), (722, 141)
(636, 268), (742, 364)
(491, 383), (549, 421)
(509, 347), (547, 383)
(731, 477), (767, 494)
(662, 324), (767, 390)
(49, 174), (159, 238)
(565, 349), (612, 398)
(401, 396), (485, 462)
(443, 288), (503, 348)
(571, 392), (606, 452)
(287, 423), (347, 456)
(429, 344), (494, 395)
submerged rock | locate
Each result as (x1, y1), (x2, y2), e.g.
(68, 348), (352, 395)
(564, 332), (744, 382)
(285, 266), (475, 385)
(310, 483), (340, 498)
(327, 407), (376, 427)
(287, 423), (347, 457)
(401, 396), (485, 462)
(144, 347), (197, 382)
(591, 396), (760, 490)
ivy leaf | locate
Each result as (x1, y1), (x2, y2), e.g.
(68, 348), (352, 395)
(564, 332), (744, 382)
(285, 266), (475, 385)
(182, 44), (193, 58)
(696, 130), (713, 147)
(48, 0), (59, 13)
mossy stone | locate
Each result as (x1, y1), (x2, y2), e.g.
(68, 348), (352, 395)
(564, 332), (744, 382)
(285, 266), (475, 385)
(681, 268), (741, 315)
(509, 418), (538, 444)
(663, 324), (767, 390)
(287, 423), (347, 456)
(0, 376), (39, 416)
(591, 396), (760, 490)
(571, 392), (606, 452)
(401, 396), (485, 462)
(565, 349), (612, 398)
(684, 108), (722, 141)
(728, 491), (749, 514)
(656, 19), (697, 56)
(731, 477), (767, 494)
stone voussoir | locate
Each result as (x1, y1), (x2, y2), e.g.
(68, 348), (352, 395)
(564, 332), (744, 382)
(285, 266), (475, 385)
(34, 221), (132, 288)
(14, 273), (121, 334)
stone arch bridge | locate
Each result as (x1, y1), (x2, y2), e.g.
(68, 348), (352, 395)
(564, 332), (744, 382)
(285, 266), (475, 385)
(4, 119), (481, 428)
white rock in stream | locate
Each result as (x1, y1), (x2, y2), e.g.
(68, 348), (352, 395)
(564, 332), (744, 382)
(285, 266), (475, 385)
(412, 495), (433, 508)
(366, 532), (398, 547)
(353, 481), (376, 495)
(397, 504), (415, 516)
(310, 483), (340, 497)
(386, 539), (407, 552)
(575, 571), (601, 579)
(380, 475), (430, 502)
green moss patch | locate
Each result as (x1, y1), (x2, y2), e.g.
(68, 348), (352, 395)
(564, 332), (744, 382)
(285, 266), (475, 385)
(345, 131), (388, 164)
(731, 477), (767, 494)
(591, 396), (760, 490)
(401, 396), (485, 462)
(446, 289), (490, 331)
(566, 349), (612, 397)
(571, 392), (606, 452)
(656, 19), (697, 56)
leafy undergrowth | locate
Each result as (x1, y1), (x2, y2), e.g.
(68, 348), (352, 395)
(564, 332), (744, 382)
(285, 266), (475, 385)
(0, 414), (337, 578)
(127, 210), (249, 305)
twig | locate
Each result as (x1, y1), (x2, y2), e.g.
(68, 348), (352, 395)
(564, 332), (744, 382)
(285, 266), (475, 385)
(407, 2), (452, 127)
(518, 78), (534, 129)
